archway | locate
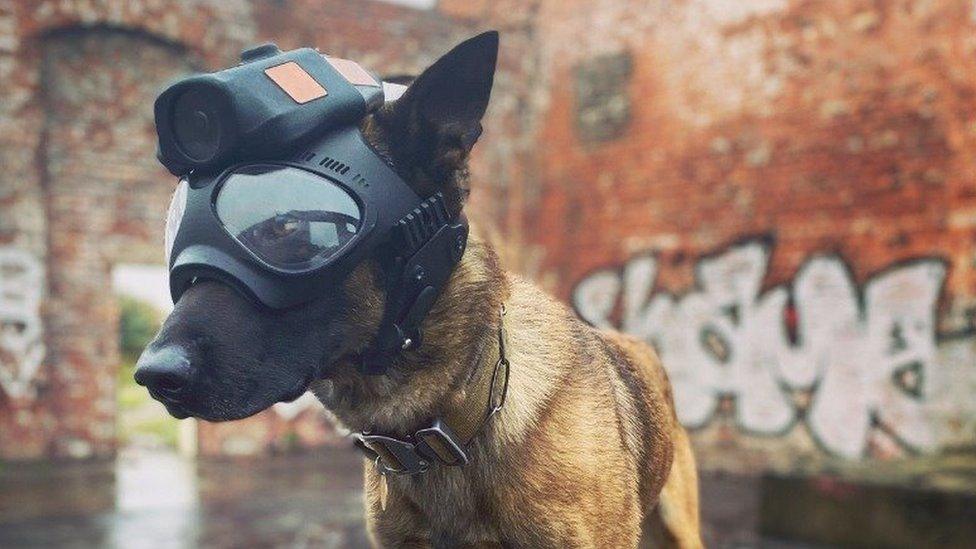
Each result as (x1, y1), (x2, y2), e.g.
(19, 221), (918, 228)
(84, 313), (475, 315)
(40, 28), (195, 458)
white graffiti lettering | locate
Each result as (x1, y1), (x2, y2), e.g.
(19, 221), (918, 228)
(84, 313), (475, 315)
(0, 247), (45, 399)
(572, 240), (957, 459)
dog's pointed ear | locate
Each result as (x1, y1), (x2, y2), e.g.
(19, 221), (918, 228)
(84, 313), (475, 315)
(379, 31), (498, 205)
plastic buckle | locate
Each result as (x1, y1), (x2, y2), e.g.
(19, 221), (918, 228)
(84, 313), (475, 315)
(357, 433), (429, 475)
(415, 419), (469, 466)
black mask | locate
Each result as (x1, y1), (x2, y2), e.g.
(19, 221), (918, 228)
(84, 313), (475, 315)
(157, 44), (467, 374)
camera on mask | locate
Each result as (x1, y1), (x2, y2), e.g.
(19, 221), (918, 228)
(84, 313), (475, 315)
(154, 43), (385, 176)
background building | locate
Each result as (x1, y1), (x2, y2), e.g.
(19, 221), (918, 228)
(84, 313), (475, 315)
(1, 0), (974, 479)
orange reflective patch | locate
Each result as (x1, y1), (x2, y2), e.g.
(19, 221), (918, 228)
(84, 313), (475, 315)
(326, 57), (379, 87)
(264, 61), (328, 104)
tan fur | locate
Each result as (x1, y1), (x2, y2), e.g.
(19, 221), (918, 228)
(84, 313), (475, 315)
(310, 229), (702, 548)
(304, 45), (702, 543)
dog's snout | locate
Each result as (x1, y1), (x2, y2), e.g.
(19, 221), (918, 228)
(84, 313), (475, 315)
(134, 345), (192, 396)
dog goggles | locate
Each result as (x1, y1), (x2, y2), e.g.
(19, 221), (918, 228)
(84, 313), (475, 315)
(211, 164), (361, 271)
(158, 43), (468, 374)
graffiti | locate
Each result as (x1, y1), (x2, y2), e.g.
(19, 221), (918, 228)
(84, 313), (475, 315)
(0, 248), (45, 399)
(572, 240), (967, 459)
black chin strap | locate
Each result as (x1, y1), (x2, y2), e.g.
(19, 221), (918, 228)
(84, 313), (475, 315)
(360, 192), (468, 375)
(353, 306), (510, 476)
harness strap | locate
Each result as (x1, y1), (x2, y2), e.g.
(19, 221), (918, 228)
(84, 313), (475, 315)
(353, 305), (510, 475)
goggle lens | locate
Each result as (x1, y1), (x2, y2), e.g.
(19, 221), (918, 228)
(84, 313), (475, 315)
(215, 165), (362, 270)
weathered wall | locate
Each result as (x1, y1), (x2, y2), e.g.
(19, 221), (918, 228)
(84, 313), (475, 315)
(0, 0), (256, 459)
(515, 0), (976, 469)
(39, 30), (197, 458)
(1, 0), (973, 472)
(0, 0), (527, 459)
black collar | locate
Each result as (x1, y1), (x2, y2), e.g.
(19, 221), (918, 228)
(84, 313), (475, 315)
(352, 306), (510, 476)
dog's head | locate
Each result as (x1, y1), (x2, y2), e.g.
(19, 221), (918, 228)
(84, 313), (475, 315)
(135, 32), (498, 421)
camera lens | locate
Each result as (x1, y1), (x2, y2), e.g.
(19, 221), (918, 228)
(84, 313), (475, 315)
(172, 89), (223, 162)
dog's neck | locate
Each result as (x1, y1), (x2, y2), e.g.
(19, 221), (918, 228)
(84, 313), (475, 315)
(312, 232), (509, 436)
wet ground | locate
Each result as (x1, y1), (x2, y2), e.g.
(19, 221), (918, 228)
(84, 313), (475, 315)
(1, 446), (799, 548)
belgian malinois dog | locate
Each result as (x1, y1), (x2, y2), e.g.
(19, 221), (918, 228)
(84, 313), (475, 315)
(136, 31), (701, 547)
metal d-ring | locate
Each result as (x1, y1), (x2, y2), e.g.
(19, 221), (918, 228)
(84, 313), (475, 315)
(488, 356), (510, 418)
(488, 304), (511, 418)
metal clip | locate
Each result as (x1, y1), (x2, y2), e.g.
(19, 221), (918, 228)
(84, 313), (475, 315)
(358, 433), (429, 476)
(488, 304), (511, 418)
(488, 356), (510, 418)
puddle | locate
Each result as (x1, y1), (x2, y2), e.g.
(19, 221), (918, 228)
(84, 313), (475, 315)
(0, 447), (789, 547)
(109, 449), (201, 548)
(0, 446), (369, 548)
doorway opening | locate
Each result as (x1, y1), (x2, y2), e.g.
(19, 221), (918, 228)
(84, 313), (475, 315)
(112, 264), (196, 457)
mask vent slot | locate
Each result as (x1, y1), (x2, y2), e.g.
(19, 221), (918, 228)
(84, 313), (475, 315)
(394, 192), (452, 253)
(296, 150), (316, 162)
(318, 156), (351, 175)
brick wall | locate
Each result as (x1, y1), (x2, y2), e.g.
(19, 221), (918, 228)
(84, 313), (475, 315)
(0, 0), (264, 460)
(511, 0), (976, 469)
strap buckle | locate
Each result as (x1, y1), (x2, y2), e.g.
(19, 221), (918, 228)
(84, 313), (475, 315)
(416, 419), (469, 466)
(355, 419), (471, 474)
(355, 433), (429, 476)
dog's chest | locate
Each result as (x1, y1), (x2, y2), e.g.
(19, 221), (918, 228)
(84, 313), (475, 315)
(393, 469), (499, 542)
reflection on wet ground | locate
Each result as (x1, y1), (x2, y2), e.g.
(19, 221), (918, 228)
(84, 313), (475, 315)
(1, 446), (785, 548)
(1, 447), (368, 548)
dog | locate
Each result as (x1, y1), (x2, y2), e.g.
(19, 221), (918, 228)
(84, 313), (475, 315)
(136, 31), (702, 548)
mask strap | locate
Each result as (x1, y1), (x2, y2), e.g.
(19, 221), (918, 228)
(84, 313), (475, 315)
(359, 192), (468, 374)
